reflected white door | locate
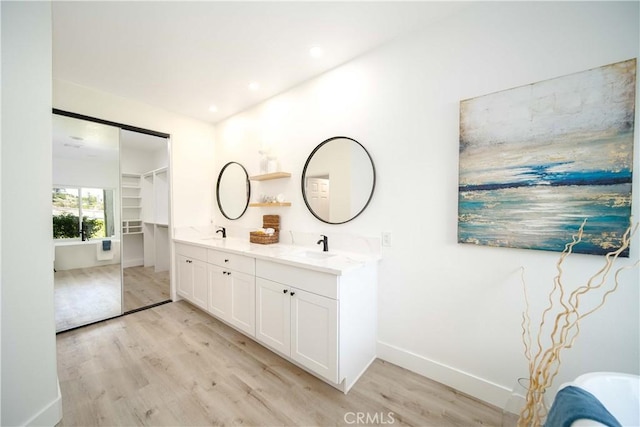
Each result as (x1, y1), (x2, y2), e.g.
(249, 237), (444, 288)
(306, 178), (330, 220)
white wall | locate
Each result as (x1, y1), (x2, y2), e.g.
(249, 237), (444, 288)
(53, 79), (216, 230)
(120, 142), (168, 174)
(1, 2), (63, 425)
(214, 2), (640, 407)
(53, 157), (120, 189)
(151, 146), (169, 172)
(121, 147), (152, 174)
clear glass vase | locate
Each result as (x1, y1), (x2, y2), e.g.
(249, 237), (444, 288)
(502, 378), (547, 427)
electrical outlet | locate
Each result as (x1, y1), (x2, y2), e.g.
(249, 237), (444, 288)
(382, 231), (392, 247)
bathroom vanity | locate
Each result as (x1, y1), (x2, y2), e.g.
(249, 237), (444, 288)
(174, 236), (379, 393)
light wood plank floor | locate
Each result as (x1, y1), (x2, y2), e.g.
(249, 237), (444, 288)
(55, 265), (122, 332)
(55, 265), (171, 332)
(123, 266), (170, 312)
(56, 301), (503, 426)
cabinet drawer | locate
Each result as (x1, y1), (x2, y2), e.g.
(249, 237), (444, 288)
(208, 249), (255, 275)
(256, 259), (338, 299)
(175, 242), (207, 262)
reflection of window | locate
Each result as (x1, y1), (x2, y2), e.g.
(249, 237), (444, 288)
(52, 187), (111, 239)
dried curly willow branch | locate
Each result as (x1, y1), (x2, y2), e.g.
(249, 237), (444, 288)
(518, 219), (639, 427)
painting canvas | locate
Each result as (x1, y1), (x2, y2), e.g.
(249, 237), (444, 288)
(458, 59), (636, 256)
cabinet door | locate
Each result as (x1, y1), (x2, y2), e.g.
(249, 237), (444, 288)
(191, 259), (208, 310)
(208, 264), (230, 320)
(228, 271), (255, 336)
(255, 278), (290, 355)
(290, 288), (338, 383)
(177, 255), (194, 298)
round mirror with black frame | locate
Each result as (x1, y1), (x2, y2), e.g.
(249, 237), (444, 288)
(217, 162), (251, 220)
(301, 136), (376, 224)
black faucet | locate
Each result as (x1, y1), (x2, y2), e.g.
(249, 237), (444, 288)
(80, 222), (89, 241)
(317, 234), (329, 252)
(216, 227), (227, 238)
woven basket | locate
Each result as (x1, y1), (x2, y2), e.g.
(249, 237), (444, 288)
(249, 231), (279, 244)
(249, 215), (280, 244)
(263, 215), (279, 227)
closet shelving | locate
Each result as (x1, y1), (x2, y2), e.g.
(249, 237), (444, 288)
(142, 167), (170, 272)
(122, 173), (143, 234)
(121, 167), (169, 272)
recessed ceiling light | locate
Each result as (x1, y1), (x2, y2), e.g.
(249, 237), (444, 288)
(209, 104), (218, 113)
(309, 46), (324, 58)
(70, 136), (84, 141)
(63, 142), (83, 148)
(248, 81), (260, 91)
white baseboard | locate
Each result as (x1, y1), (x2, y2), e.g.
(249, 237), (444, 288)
(123, 258), (144, 268)
(25, 379), (63, 426)
(345, 354), (377, 393)
(377, 340), (510, 409)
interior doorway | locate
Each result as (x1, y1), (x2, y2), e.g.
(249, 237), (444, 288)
(52, 110), (171, 332)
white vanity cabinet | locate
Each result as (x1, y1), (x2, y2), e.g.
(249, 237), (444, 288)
(173, 239), (378, 393)
(255, 258), (376, 392)
(207, 249), (256, 336)
(256, 276), (338, 383)
(255, 278), (291, 355)
(175, 243), (208, 310)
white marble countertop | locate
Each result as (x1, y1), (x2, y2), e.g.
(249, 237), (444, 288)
(173, 235), (381, 275)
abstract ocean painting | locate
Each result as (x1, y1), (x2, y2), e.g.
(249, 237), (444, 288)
(458, 59), (636, 256)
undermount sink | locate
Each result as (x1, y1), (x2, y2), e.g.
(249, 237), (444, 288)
(200, 236), (223, 241)
(293, 250), (336, 260)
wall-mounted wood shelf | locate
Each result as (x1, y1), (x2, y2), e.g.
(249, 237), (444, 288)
(250, 172), (291, 181)
(249, 202), (291, 207)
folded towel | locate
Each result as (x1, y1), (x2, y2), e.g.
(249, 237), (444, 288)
(545, 386), (622, 427)
(96, 240), (114, 261)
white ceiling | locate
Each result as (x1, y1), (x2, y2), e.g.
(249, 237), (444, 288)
(53, 114), (120, 161)
(52, 1), (470, 124)
(53, 114), (167, 161)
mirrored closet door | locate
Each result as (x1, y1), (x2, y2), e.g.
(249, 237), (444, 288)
(120, 130), (170, 313)
(53, 112), (171, 332)
(53, 114), (122, 332)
